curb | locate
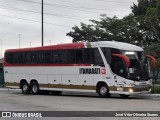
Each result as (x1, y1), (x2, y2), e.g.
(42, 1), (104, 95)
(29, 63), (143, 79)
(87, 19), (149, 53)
(0, 88), (9, 91)
(0, 88), (20, 91)
(136, 94), (160, 98)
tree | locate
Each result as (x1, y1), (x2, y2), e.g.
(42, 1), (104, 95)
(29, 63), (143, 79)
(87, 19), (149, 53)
(67, 0), (160, 46)
(144, 43), (160, 83)
(131, 0), (160, 45)
(66, 22), (104, 42)
(131, 0), (157, 16)
(67, 15), (144, 44)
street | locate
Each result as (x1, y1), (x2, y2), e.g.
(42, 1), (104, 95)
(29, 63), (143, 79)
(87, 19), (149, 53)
(0, 89), (160, 120)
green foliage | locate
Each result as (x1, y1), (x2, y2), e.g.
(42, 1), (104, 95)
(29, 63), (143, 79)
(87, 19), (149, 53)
(132, 0), (160, 44)
(151, 85), (160, 93)
(144, 43), (160, 83)
(131, 0), (157, 16)
(67, 0), (160, 46)
(144, 43), (160, 59)
(66, 22), (104, 42)
(67, 15), (144, 44)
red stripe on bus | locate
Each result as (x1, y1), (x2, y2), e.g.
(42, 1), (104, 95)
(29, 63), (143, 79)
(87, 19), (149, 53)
(5, 43), (85, 52)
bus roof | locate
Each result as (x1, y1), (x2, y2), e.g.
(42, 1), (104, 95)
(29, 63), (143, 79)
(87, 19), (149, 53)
(5, 41), (143, 53)
(5, 42), (85, 52)
(92, 41), (143, 51)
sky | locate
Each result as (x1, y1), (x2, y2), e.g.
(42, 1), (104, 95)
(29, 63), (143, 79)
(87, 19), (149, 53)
(0, 0), (138, 57)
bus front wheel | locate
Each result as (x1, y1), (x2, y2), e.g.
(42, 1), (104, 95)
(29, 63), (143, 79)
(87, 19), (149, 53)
(98, 83), (110, 98)
(31, 82), (39, 95)
(21, 82), (30, 94)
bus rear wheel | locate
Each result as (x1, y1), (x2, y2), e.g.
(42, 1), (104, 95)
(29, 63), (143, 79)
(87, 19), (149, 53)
(21, 82), (30, 94)
(98, 83), (110, 98)
(31, 82), (39, 95)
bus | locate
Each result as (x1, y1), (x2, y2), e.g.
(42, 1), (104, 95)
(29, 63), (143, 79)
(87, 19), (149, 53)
(4, 41), (156, 98)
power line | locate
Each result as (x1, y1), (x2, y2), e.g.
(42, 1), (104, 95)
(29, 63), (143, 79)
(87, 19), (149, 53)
(0, 4), (40, 14)
(44, 2), (128, 12)
(15, 0), (129, 13)
(0, 13), (72, 27)
(0, 0), (131, 27)
(0, 4), (92, 20)
(92, 0), (130, 4)
(0, 4), (124, 20)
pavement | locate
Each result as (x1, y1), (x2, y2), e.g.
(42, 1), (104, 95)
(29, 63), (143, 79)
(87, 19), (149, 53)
(136, 93), (160, 98)
(0, 87), (160, 98)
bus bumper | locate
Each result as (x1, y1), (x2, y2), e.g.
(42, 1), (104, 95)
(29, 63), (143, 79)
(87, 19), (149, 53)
(109, 86), (151, 95)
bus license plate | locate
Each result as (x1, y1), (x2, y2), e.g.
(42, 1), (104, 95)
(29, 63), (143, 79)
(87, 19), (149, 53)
(117, 87), (123, 91)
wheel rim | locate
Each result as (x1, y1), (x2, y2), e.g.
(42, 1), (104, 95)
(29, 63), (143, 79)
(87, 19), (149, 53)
(100, 86), (107, 96)
(32, 85), (38, 93)
(23, 85), (28, 92)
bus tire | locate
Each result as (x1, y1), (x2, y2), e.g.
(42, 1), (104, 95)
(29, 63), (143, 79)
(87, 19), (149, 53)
(31, 82), (39, 95)
(98, 83), (110, 98)
(51, 91), (62, 95)
(21, 82), (30, 94)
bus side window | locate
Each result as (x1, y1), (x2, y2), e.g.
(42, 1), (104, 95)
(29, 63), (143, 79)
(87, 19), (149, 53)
(25, 52), (31, 64)
(36, 51), (44, 64)
(84, 48), (104, 66)
(13, 53), (19, 64)
(60, 50), (68, 64)
(5, 52), (14, 64)
(84, 48), (92, 64)
(52, 50), (60, 63)
(18, 52), (25, 64)
(93, 48), (104, 66)
(31, 52), (38, 64)
(101, 48), (111, 63)
(76, 49), (83, 64)
(67, 50), (76, 64)
(44, 51), (52, 64)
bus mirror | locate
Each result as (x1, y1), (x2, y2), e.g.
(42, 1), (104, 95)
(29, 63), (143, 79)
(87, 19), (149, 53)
(112, 54), (130, 67)
(146, 55), (157, 68)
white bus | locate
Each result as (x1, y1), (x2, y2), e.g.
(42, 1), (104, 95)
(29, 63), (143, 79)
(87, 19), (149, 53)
(4, 41), (156, 97)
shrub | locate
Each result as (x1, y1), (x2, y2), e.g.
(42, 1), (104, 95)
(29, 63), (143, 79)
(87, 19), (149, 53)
(151, 85), (160, 93)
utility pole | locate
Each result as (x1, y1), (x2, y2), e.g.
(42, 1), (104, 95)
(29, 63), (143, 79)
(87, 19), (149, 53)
(42, 0), (44, 46)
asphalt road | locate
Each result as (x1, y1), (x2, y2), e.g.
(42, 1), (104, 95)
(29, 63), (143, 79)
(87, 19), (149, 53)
(0, 89), (160, 120)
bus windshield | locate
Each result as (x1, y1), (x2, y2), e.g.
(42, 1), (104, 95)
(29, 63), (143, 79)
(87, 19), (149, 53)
(123, 51), (150, 81)
(101, 48), (151, 81)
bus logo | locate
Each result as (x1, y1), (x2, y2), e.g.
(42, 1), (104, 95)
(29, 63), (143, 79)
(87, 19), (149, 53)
(79, 68), (106, 74)
(79, 68), (100, 74)
(101, 68), (106, 74)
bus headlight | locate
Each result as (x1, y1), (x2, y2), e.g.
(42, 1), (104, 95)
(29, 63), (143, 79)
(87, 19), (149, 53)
(129, 89), (133, 92)
(125, 52), (135, 55)
(149, 88), (151, 92)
